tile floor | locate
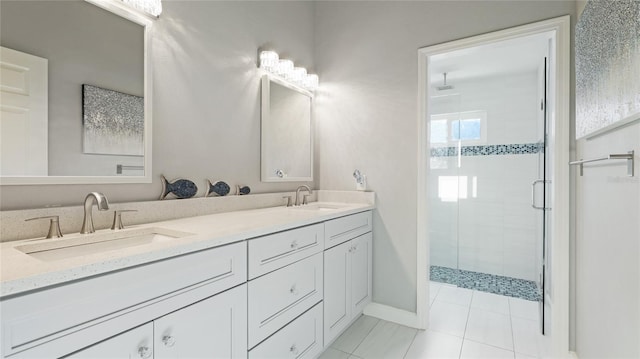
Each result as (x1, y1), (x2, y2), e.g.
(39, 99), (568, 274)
(319, 281), (547, 359)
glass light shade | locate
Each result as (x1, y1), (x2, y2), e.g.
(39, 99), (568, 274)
(305, 74), (319, 90)
(276, 59), (294, 77)
(122, 0), (162, 17)
(259, 51), (279, 71)
(289, 67), (307, 84)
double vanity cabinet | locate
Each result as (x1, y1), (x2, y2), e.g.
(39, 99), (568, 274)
(0, 208), (373, 359)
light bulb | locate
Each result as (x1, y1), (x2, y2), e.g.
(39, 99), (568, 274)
(259, 51), (279, 71)
(290, 67), (307, 85)
(276, 59), (294, 77)
(305, 74), (319, 90)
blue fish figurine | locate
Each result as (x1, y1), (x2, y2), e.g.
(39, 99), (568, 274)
(160, 175), (198, 200)
(236, 185), (251, 195)
(206, 180), (231, 197)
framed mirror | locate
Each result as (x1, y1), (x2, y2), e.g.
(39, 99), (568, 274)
(261, 75), (313, 182)
(0, 0), (152, 185)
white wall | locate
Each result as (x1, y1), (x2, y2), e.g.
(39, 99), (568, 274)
(314, 1), (575, 313)
(0, 1), (316, 210)
(573, 1), (640, 356)
(574, 122), (640, 358)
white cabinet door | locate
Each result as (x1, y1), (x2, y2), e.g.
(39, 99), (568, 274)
(350, 232), (372, 316)
(323, 240), (351, 346)
(63, 323), (153, 359)
(154, 284), (248, 359)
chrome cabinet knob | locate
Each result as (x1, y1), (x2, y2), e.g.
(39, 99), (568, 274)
(290, 284), (298, 295)
(290, 240), (298, 249)
(290, 344), (299, 355)
(138, 346), (152, 359)
(162, 335), (176, 347)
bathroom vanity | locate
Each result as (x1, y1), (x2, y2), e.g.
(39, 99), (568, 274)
(0, 203), (373, 358)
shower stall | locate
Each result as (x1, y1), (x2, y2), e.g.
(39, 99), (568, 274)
(427, 35), (552, 313)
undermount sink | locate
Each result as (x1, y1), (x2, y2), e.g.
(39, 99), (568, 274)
(16, 227), (194, 262)
(292, 203), (350, 211)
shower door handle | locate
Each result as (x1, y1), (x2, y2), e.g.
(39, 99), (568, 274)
(531, 179), (551, 210)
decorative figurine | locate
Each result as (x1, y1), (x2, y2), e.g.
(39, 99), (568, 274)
(236, 185), (251, 195)
(160, 175), (198, 200)
(205, 180), (231, 197)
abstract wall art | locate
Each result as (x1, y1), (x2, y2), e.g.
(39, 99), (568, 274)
(575, 0), (640, 138)
(83, 84), (144, 156)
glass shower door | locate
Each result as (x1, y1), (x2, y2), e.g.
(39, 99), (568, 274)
(428, 93), (462, 287)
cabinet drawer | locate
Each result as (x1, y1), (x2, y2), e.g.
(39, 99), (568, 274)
(249, 302), (323, 359)
(249, 224), (324, 279)
(248, 253), (323, 348)
(1, 241), (247, 356)
(324, 211), (372, 249)
(63, 323), (153, 359)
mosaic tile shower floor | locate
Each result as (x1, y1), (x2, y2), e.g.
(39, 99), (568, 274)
(430, 265), (542, 301)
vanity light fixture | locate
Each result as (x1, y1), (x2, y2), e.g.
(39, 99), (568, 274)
(122, 0), (162, 17)
(259, 51), (319, 91)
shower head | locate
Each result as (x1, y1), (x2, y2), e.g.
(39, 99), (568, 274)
(436, 72), (454, 91)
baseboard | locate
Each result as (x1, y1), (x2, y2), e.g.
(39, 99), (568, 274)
(568, 351), (578, 359)
(363, 302), (421, 328)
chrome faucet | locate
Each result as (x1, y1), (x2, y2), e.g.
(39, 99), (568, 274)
(295, 185), (312, 206)
(81, 192), (110, 234)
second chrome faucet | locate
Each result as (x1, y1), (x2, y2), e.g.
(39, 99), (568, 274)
(295, 185), (313, 206)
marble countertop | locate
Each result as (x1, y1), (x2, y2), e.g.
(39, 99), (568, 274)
(0, 202), (374, 298)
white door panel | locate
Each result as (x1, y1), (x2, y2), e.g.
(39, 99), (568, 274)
(0, 46), (48, 176)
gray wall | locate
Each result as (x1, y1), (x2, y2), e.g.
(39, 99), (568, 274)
(0, 1), (316, 209)
(1, 0), (144, 177)
(313, 1), (575, 313)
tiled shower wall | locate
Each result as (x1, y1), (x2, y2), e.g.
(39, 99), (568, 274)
(429, 72), (543, 281)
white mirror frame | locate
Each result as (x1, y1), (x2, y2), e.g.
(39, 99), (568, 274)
(261, 74), (314, 182)
(0, 0), (153, 185)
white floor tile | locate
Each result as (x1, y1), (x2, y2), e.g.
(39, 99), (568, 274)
(352, 320), (417, 359)
(429, 301), (470, 337)
(460, 340), (515, 359)
(331, 315), (379, 353)
(509, 298), (539, 321)
(464, 308), (514, 350)
(404, 330), (463, 359)
(471, 291), (510, 315)
(511, 317), (544, 357)
(318, 347), (352, 359)
(436, 286), (474, 307)
(430, 281), (442, 305)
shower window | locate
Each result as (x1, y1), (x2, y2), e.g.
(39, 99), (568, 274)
(430, 110), (487, 144)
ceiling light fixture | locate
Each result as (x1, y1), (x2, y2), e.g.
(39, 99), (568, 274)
(259, 50), (319, 91)
(121, 0), (162, 17)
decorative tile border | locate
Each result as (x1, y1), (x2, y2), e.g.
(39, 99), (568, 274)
(430, 142), (543, 157)
(430, 265), (542, 301)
